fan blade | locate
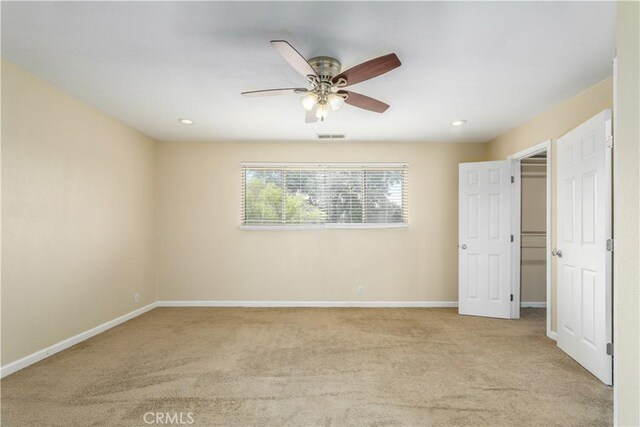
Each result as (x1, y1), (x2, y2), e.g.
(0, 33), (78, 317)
(305, 104), (318, 123)
(271, 40), (317, 78)
(338, 90), (389, 113)
(241, 88), (307, 97)
(332, 53), (401, 87)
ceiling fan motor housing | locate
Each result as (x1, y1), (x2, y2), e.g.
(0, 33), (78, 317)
(308, 56), (342, 80)
(307, 56), (346, 108)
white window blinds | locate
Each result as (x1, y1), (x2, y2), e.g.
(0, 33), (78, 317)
(241, 163), (408, 228)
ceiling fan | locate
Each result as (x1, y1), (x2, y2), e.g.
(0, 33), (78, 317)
(241, 40), (401, 123)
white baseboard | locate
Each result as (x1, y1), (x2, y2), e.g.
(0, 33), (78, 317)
(521, 301), (547, 308)
(547, 330), (558, 341)
(0, 302), (158, 379)
(157, 300), (459, 308)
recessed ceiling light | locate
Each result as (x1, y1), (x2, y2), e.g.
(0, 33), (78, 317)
(178, 118), (194, 125)
(451, 120), (467, 127)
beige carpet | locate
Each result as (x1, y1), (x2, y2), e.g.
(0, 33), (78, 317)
(1, 308), (612, 426)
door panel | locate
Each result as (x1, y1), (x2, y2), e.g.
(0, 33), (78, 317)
(459, 160), (513, 319)
(556, 109), (612, 385)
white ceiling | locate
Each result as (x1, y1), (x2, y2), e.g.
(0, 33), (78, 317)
(1, 2), (616, 143)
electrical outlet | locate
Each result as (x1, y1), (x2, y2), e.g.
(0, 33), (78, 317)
(357, 286), (365, 295)
(134, 293), (140, 304)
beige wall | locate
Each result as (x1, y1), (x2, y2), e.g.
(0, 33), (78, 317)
(520, 164), (547, 303)
(1, 61), (158, 365)
(486, 77), (613, 160)
(157, 142), (486, 302)
(486, 77), (613, 331)
(614, 2), (640, 424)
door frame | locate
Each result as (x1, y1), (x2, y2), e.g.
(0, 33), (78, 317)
(508, 140), (554, 339)
(612, 56), (619, 421)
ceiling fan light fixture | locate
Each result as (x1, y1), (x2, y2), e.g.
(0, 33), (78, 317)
(328, 93), (345, 111)
(301, 92), (318, 111)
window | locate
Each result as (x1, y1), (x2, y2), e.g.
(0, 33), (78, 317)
(241, 163), (408, 229)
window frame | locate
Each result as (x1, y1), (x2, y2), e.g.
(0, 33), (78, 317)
(240, 162), (409, 230)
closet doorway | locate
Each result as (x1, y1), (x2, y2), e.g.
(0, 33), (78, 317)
(510, 141), (553, 339)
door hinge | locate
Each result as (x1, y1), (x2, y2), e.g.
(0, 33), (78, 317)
(510, 175), (515, 183)
(606, 238), (614, 252)
(510, 234), (514, 242)
(606, 135), (614, 148)
(606, 342), (613, 356)
(510, 294), (514, 302)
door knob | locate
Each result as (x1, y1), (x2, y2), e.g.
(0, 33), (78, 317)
(460, 244), (467, 250)
(552, 249), (563, 258)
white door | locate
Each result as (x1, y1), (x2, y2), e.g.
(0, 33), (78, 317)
(556, 109), (612, 385)
(459, 160), (514, 319)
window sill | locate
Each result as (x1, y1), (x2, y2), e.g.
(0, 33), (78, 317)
(240, 223), (408, 231)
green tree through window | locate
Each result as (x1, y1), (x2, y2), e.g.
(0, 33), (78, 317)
(242, 166), (407, 226)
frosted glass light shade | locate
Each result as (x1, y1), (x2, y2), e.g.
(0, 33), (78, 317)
(315, 103), (329, 121)
(300, 93), (318, 111)
(328, 93), (345, 111)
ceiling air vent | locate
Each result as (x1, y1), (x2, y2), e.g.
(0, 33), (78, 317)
(317, 133), (346, 140)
